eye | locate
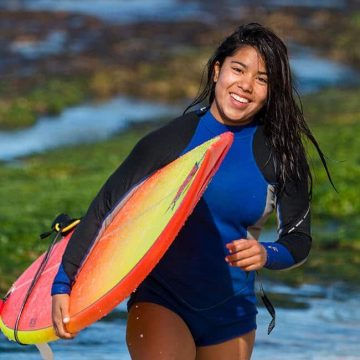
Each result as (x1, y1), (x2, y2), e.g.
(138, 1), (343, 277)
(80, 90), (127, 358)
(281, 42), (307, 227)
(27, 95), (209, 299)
(257, 76), (268, 84)
(232, 67), (243, 74)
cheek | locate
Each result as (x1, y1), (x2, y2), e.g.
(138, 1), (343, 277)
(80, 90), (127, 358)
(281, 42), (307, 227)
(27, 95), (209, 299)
(258, 88), (268, 106)
(214, 78), (226, 100)
(215, 71), (234, 90)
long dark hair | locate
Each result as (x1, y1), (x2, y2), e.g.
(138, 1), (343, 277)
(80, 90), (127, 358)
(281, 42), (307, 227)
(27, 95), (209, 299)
(185, 22), (333, 196)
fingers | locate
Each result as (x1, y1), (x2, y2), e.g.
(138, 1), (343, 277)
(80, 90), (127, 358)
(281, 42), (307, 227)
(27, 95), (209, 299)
(52, 294), (76, 340)
(225, 239), (267, 271)
(226, 238), (256, 253)
(226, 255), (264, 271)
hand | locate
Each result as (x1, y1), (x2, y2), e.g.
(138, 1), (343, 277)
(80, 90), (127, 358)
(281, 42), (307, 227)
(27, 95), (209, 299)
(225, 239), (267, 271)
(52, 294), (77, 339)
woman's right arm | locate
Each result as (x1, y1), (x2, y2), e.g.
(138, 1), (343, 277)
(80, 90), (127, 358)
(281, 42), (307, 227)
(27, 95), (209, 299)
(52, 294), (76, 339)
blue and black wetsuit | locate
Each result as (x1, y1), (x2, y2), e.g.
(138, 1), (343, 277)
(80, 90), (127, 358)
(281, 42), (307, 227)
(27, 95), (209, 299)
(52, 109), (311, 345)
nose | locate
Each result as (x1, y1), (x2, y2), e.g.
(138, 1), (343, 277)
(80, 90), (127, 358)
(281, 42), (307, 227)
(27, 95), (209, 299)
(237, 74), (253, 93)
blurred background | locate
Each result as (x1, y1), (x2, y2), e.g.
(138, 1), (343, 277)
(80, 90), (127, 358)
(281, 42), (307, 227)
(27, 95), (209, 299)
(0, 1), (359, 359)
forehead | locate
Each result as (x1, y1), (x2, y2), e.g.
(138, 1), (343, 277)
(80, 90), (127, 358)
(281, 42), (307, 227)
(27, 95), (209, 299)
(226, 46), (266, 71)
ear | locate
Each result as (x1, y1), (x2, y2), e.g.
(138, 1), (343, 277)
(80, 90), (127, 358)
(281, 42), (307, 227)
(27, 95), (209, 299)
(213, 61), (221, 82)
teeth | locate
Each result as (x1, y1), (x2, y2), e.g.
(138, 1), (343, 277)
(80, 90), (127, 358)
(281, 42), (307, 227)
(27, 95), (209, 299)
(231, 93), (249, 103)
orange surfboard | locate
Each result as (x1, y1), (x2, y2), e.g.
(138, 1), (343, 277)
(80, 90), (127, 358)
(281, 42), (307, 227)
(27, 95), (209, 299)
(0, 132), (233, 344)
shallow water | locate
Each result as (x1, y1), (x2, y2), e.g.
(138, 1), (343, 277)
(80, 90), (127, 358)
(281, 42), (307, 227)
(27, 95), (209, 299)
(0, 0), (347, 24)
(289, 44), (358, 93)
(1, 282), (359, 359)
(0, 0), (205, 24)
(254, 282), (360, 360)
(0, 97), (179, 161)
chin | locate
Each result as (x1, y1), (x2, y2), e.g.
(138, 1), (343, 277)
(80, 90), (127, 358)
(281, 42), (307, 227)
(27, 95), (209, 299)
(222, 113), (252, 126)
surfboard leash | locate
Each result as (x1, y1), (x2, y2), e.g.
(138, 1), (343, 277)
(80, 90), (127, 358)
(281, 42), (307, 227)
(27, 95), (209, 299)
(256, 271), (276, 335)
(13, 214), (80, 345)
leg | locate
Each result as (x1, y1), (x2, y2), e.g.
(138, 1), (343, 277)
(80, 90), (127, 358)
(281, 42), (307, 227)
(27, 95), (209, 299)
(195, 330), (255, 360)
(126, 302), (196, 360)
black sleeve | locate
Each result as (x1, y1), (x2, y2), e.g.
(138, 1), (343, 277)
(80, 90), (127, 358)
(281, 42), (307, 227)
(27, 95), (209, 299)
(62, 111), (201, 283)
(275, 174), (312, 264)
(253, 126), (312, 265)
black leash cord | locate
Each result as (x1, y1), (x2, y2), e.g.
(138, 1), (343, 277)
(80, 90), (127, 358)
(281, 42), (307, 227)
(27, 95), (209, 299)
(256, 271), (276, 335)
(259, 281), (276, 334)
(14, 231), (62, 345)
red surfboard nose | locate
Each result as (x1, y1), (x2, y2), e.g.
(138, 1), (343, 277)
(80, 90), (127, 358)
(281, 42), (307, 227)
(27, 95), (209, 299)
(0, 299), (4, 315)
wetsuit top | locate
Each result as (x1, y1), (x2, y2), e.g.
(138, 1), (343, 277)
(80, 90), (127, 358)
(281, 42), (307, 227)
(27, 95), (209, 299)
(52, 109), (311, 300)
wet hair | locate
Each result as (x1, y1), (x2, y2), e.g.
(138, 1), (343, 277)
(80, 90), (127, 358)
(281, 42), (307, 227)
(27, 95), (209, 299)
(185, 22), (333, 196)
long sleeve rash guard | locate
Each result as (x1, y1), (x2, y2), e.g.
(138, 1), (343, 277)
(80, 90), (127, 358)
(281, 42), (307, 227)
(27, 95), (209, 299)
(52, 109), (312, 299)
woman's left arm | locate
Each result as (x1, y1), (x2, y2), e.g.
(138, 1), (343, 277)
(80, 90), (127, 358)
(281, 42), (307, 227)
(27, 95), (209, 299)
(226, 173), (311, 271)
(261, 176), (311, 270)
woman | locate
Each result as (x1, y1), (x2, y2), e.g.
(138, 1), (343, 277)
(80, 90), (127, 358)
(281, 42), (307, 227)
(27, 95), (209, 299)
(52, 23), (330, 359)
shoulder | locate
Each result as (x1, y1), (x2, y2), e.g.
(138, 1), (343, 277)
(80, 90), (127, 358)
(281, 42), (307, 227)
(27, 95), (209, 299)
(138, 110), (201, 148)
(253, 124), (276, 184)
(253, 124), (309, 189)
(128, 110), (201, 168)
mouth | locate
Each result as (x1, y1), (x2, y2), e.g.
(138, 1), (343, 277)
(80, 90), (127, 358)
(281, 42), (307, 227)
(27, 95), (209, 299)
(230, 93), (250, 104)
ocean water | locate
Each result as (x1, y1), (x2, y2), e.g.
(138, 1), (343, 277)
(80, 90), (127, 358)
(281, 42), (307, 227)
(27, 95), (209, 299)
(0, 0), (205, 23)
(1, 282), (359, 359)
(0, 97), (179, 161)
(0, 0), (348, 24)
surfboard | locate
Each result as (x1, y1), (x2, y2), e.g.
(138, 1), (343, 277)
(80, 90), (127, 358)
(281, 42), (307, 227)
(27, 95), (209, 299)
(0, 132), (233, 345)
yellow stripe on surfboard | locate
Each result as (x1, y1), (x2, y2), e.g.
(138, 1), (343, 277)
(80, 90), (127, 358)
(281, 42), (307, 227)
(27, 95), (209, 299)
(0, 316), (57, 344)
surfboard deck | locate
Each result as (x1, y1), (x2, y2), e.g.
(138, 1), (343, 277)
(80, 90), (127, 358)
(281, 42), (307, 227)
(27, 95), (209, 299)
(0, 132), (233, 344)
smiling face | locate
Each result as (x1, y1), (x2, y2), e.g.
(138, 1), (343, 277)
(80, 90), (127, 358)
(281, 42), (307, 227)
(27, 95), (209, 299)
(210, 45), (268, 126)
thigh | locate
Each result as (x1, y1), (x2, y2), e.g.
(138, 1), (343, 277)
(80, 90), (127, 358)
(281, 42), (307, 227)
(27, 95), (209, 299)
(126, 302), (196, 360)
(195, 330), (255, 360)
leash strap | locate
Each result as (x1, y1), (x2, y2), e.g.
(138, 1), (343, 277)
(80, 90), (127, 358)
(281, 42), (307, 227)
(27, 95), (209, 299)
(40, 213), (81, 239)
(257, 272), (276, 334)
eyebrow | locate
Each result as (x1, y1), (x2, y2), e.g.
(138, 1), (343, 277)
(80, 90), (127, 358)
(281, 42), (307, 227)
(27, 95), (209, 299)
(231, 61), (268, 75)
